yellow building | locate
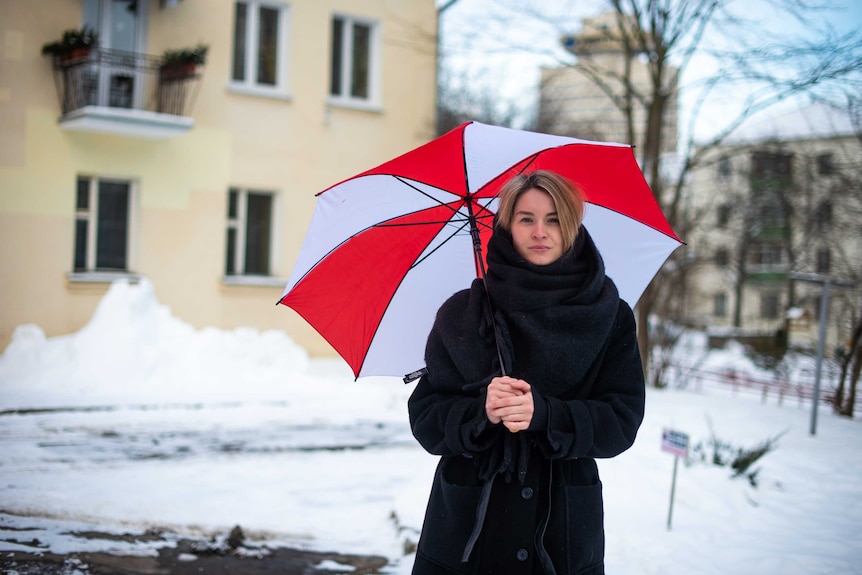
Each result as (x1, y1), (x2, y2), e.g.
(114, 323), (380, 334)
(0, 0), (438, 356)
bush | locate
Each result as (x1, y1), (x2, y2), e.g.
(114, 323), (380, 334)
(687, 417), (785, 488)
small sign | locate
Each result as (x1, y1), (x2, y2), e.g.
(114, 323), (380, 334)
(662, 428), (689, 531)
(661, 429), (689, 458)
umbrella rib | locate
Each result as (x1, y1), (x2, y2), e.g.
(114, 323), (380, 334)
(405, 198), (494, 270)
(392, 175), (464, 217)
(410, 217), (472, 269)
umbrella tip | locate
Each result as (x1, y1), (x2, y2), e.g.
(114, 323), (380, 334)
(403, 367), (428, 384)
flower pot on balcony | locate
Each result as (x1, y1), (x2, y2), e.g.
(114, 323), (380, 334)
(159, 44), (208, 81)
(160, 61), (198, 81)
(58, 46), (92, 64)
(42, 27), (98, 65)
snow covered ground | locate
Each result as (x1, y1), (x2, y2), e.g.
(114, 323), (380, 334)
(1, 279), (861, 574)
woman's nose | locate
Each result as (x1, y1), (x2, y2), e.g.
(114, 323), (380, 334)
(533, 223), (547, 238)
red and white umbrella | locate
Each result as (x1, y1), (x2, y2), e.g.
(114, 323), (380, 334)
(279, 121), (682, 379)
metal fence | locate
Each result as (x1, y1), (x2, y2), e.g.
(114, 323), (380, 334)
(666, 361), (861, 413)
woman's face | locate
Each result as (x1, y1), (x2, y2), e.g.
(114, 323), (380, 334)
(510, 188), (564, 265)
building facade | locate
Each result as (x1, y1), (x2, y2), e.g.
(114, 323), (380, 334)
(684, 104), (862, 355)
(538, 11), (678, 154)
(0, 0), (438, 355)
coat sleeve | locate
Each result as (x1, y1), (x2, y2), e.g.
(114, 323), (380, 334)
(408, 298), (502, 457)
(528, 302), (645, 460)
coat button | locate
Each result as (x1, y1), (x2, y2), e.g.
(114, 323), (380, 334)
(516, 548), (529, 561)
(521, 487), (534, 500)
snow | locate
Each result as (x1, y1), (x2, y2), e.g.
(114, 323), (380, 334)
(2, 278), (861, 574)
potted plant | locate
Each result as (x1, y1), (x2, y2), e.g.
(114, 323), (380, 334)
(159, 44), (208, 80)
(41, 27), (99, 63)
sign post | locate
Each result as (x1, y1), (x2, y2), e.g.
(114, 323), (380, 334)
(661, 428), (689, 531)
(789, 273), (856, 436)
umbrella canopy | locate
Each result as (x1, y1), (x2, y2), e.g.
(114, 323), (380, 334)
(279, 121), (682, 379)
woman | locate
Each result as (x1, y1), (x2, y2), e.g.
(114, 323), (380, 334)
(408, 170), (645, 575)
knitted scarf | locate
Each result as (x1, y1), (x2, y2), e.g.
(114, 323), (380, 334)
(482, 226), (619, 397)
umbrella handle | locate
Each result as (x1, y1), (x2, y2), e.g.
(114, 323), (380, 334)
(467, 204), (508, 378)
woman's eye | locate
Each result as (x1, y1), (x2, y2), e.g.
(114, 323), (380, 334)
(548, 217), (560, 225)
(519, 217), (533, 223)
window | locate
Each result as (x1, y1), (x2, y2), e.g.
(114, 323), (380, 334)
(816, 153), (834, 176)
(330, 14), (380, 106)
(226, 188), (276, 276)
(232, 1), (289, 92)
(816, 248), (831, 274)
(760, 292), (780, 319)
(718, 155), (731, 179)
(756, 200), (786, 228)
(815, 200), (832, 230)
(752, 150), (793, 179)
(749, 241), (784, 267)
(74, 176), (134, 272)
(714, 248), (729, 267)
(716, 204), (731, 227)
(713, 293), (728, 317)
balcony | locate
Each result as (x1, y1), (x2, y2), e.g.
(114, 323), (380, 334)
(49, 48), (203, 139)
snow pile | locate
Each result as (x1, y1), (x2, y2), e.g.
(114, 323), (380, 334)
(0, 278), (310, 408)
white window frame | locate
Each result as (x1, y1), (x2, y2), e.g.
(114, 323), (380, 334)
(328, 13), (382, 111)
(223, 187), (284, 286)
(229, 0), (291, 98)
(68, 175), (139, 282)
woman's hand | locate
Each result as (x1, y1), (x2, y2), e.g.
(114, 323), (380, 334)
(485, 377), (534, 432)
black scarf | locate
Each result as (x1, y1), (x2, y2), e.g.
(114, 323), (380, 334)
(481, 226), (619, 398)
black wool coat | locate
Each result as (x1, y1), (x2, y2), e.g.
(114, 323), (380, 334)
(408, 228), (645, 575)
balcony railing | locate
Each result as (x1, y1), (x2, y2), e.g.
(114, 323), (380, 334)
(49, 47), (203, 139)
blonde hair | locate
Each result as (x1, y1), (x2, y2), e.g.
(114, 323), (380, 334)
(495, 170), (586, 250)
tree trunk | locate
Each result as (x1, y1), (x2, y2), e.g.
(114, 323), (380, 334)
(841, 347), (861, 418)
(636, 280), (656, 378)
(838, 315), (862, 417)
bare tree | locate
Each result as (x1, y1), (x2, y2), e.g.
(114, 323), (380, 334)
(436, 67), (524, 135)
(443, 0), (862, 377)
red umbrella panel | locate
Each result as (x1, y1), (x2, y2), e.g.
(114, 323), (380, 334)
(279, 121), (682, 379)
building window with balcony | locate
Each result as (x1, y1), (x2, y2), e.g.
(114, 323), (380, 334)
(713, 292), (728, 317)
(760, 292), (780, 319)
(74, 176), (135, 273)
(226, 188), (276, 277)
(749, 241), (784, 267)
(752, 150), (793, 180)
(232, 1), (290, 94)
(714, 248), (729, 267)
(753, 195), (787, 228)
(329, 14), (380, 108)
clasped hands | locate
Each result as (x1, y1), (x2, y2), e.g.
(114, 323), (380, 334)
(485, 376), (534, 432)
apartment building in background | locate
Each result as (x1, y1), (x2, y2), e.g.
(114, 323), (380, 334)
(684, 103), (862, 355)
(538, 10), (678, 154)
(0, 0), (437, 355)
